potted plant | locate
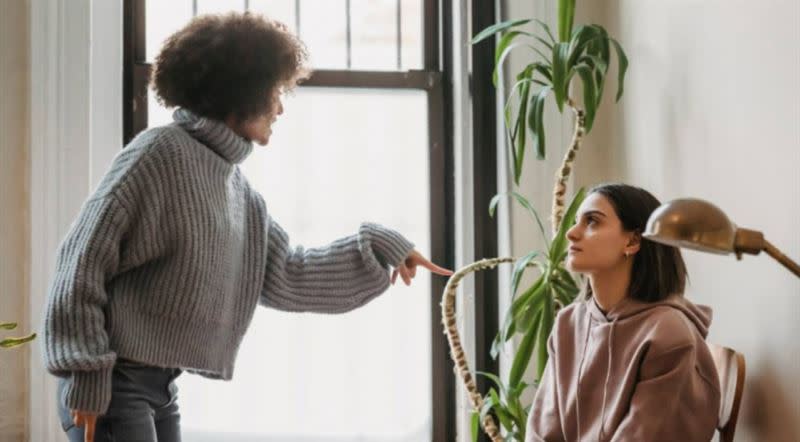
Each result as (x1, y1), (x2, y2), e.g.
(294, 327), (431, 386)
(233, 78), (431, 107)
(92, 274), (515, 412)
(441, 1), (629, 440)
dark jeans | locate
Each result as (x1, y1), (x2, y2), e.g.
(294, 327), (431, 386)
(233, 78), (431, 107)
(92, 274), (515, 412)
(57, 359), (183, 442)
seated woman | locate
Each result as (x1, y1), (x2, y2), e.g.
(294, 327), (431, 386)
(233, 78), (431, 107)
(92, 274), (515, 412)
(526, 183), (721, 442)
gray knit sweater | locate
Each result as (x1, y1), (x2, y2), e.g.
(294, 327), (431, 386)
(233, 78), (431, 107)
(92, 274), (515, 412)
(42, 108), (415, 414)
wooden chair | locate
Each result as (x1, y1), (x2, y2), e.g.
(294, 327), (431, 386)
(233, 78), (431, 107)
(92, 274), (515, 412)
(708, 343), (746, 442)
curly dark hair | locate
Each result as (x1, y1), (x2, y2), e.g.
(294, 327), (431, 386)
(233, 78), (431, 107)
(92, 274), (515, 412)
(151, 12), (309, 123)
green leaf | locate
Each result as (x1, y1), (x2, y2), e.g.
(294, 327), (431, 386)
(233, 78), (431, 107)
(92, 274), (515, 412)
(587, 29), (611, 100)
(556, 267), (580, 293)
(567, 25), (601, 68)
(509, 380), (530, 398)
(494, 310), (516, 358)
(476, 370), (506, 398)
(557, 0), (576, 42)
(0, 322), (18, 330)
(527, 86), (551, 160)
(504, 74), (541, 145)
(489, 388), (514, 431)
(536, 295), (555, 380)
(578, 53), (608, 90)
(511, 251), (540, 297)
(550, 280), (574, 307)
(531, 63), (553, 83)
(0, 333), (37, 349)
(610, 38), (629, 102)
(551, 278), (579, 307)
(529, 44), (553, 66)
(517, 304), (537, 331)
(513, 76), (533, 184)
(472, 18), (532, 44)
(571, 63), (598, 131)
(510, 273), (546, 320)
(493, 31), (532, 86)
(551, 43), (571, 112)
(550, 187), (587, 261)
(509, 308), (542, 386)
(534, 35), (554, 51)
(480, 394), (495, 419)
(511, 191), (549, 246)
(470, 412), (480, 442)
(533, 19), (557, 44)
(489, 193), (503, 218)
(506, 384), (529, 425)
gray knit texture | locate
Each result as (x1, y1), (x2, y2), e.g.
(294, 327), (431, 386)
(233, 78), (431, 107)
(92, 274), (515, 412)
(42, 108), (415, 414)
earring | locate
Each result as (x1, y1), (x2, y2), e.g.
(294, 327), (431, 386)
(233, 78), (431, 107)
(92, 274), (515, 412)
(624, 252), (629, 259)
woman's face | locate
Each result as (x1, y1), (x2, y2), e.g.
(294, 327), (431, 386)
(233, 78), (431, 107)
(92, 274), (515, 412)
(565, 193), (640, 274)
(228, 89), (284, 146)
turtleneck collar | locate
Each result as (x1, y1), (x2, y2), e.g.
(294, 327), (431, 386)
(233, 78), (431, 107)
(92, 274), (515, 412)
(173, 108), (254, 164)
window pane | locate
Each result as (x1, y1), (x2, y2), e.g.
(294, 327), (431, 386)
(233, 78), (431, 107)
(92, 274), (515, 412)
(350, 0), (397, 70)
(146, 1), (422, 70)
(349, 0), (422, 70)
(145, 0), (193, 62)
(147, 88), (432, 441)
(248, 0), (298, 33)
(196, 0), (246, 15)
(299, 0), (348, 69)
(400, 0), (423, 69)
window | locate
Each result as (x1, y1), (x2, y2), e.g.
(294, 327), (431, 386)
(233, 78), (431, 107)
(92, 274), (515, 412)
(123, 1), (454, 440)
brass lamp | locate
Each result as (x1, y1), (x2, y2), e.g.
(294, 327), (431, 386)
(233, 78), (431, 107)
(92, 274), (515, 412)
(643, 198), (800, 278)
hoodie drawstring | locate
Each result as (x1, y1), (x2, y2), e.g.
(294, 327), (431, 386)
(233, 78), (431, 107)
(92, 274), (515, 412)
(598, 317), (617, 441)
(575, 314), (592, 440)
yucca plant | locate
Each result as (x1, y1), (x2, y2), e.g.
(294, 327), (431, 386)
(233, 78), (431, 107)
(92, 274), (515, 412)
(1, 322), (36, 349)
(465, 1), (628, 440)
(473, 0), (628, 230)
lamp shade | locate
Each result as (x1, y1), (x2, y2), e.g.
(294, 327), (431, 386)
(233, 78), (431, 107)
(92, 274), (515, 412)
(643, 198), (736, 254)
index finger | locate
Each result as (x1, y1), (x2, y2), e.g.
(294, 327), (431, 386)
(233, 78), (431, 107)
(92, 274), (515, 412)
(419, 259), (454, 276)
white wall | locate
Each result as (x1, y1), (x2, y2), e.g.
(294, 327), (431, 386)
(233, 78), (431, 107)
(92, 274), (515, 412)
(0, 1), (31, 440)
(503, 1), (800, 441)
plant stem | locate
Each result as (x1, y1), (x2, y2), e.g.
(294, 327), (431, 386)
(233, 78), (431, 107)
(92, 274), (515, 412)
(551, 98), (586, 235)
(442, 258), (512, 442)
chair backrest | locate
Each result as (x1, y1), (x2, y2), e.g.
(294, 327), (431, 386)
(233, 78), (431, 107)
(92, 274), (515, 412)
(708, 343), (746, 442)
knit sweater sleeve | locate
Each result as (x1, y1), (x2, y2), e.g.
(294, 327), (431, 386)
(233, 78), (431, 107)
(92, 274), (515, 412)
(42, 193), (130, 414)
(259, 215), (415, 313)
(41, 132), (161, 415)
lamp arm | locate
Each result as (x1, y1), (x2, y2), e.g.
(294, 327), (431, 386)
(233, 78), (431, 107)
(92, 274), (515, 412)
(763, 240), (800, 278)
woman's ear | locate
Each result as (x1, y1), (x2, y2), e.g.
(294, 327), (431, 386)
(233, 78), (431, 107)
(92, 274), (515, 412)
(625, 231), (642, 256)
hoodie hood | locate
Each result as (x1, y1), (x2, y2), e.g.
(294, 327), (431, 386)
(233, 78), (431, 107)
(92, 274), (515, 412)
(587, 294), (713, 338)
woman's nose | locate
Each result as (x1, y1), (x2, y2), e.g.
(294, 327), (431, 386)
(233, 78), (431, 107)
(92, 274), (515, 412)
(566, 223), (580, 242)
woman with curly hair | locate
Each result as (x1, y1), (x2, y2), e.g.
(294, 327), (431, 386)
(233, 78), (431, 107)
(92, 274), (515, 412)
(43, 13), (451, 442)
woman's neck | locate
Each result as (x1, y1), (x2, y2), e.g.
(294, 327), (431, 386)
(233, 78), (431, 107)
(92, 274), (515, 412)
(589, 263), (633, 313)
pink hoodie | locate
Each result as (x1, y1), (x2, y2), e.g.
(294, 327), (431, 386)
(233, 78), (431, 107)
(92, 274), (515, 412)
(525, 295), (721, 442)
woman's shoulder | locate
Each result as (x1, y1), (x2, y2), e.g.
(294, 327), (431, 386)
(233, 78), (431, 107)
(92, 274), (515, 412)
(89, 125), (195, 201)
(555, 299), (589, 324)
(126, 124), (195, 156)
(640, 306), (700, 352)
(550, 299), (589, 340)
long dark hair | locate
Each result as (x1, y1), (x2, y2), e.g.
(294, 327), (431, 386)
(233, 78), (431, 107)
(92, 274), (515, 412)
(585, 183), (688, 302)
